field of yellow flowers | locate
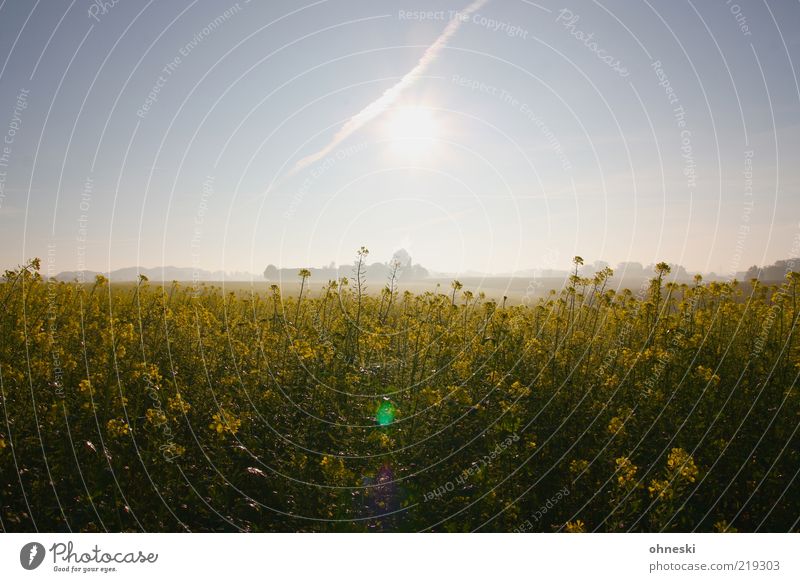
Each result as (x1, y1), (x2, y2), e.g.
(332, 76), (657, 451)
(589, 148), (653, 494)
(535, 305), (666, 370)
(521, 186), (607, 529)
(1, 256), (798, 532)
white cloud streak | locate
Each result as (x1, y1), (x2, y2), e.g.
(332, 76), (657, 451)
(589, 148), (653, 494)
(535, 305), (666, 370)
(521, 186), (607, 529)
(290, 0), (489, 175)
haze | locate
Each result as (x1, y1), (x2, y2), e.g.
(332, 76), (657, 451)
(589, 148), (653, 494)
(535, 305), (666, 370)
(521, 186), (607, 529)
(0, 0), (798, 278)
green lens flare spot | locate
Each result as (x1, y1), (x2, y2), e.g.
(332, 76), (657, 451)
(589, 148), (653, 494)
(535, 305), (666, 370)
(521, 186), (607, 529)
(376, 401), (396, 426)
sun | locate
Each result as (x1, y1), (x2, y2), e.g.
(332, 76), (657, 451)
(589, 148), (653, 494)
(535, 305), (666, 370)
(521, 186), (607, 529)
(384, 107), (439, 156)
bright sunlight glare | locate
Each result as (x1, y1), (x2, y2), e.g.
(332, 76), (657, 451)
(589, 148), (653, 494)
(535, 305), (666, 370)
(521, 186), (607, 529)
(384, 107), (439, 156)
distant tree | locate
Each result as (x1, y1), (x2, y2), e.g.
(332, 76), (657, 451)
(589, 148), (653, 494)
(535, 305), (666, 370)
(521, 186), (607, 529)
(744, 259), (799, 281)
(667, 263), (689, 279)
(367, 262), (387, 280)
(264, 264), (278, 280)
(392, 248), (412, 269)
(617, 262), (645, 276)
(413, 264), (429, 279)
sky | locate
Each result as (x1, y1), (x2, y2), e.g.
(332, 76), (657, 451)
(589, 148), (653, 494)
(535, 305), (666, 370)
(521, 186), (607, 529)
(0, 0), (798, 277)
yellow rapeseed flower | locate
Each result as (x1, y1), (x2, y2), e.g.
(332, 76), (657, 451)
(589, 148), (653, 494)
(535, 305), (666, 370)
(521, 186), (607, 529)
(615, 456), (638, 488)
(608, 416), (625, 435)
(209, 409), (241, 436)
(648, 478), (672, 501)
(565, 519), (586, 533)
(145, 408), (167, 425)
(714, 520), (738, 533)
(106, 418), (130, 438)
(667, 448), (699, 482)
(168, 393), (191, 414)
(290, 339), (315, 360)
(570, 459), (589, 475)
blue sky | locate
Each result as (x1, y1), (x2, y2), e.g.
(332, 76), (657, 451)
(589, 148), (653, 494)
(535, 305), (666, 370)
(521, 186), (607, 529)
(0, 0), (798, 276)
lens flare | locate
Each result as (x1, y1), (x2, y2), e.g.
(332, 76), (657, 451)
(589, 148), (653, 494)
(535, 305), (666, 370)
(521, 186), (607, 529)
(376, 400), (396, 426)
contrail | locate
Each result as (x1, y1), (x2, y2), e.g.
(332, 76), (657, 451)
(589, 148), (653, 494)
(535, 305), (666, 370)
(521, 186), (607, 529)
(290, 0), (489, 175)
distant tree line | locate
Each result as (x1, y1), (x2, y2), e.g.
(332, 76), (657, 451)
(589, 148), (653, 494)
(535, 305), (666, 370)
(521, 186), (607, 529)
(262, 253), (800, 284)
(745, 258), (800, 282)
(263, 248), (429, 282)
